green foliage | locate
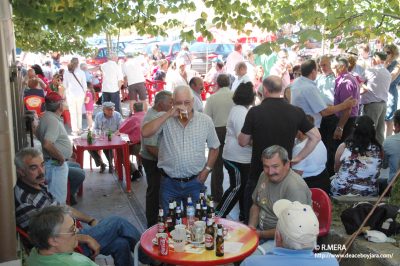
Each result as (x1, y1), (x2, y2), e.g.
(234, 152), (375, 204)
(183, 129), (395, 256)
(11, 0), (400, 54)
(11, 0), (196, 53)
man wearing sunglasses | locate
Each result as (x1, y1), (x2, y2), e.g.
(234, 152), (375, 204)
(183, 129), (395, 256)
(14, 147), (152, 266)
(27, 206), (97, 266)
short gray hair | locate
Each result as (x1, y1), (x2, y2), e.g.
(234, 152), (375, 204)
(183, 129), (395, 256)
(173, 85), (193, 99)
(216, 74), (230, 88)
(29, 206), (71, 250)
(262, 145), (289, 164)
(154, 90), (172, 106)
(276, 222), (316, 250)
(14, 147), (43, 170)
(336, 57), (349, 69)
(262, 76), (282, 94)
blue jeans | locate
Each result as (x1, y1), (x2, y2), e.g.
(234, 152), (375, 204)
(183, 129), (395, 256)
(102, 91), (121, 113)
(160, 176), (206, 215)
(81, 216), (150, 266)
(67, 161), (85, 196)
(44, 160), (68, 203)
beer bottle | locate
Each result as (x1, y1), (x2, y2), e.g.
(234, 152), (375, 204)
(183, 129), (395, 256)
(186, 195), (195, 228)
(201, 204), (208, 222)
(195, 200), (202, 221)
(208, 197), (215, 219)
(87, 129), (93, 145)
(166, 200), (175, 232)
(107, 129), (112, 141)
(216, 224), (224, 257)
(157, 207), (165, 233)
(175, 206), (183, 225)
(205, 213), (215, 250)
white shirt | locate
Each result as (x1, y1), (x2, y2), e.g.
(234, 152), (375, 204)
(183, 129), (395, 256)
(361, 64), (391, 104)
(101, 60), (123, 93)
(231, 75), (251, 92)
(292, 138), (327, 178)
(122, 56), (146, 85)
(225, 51), (244, 75)
(166, 70), (197, 91)
(63, 68), (87, 98)
(222, 105), (252, 163)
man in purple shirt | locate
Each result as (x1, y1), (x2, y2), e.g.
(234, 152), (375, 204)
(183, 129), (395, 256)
(333, 57), (360, 142)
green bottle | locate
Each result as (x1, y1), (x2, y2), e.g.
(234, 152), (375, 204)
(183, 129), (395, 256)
(87, 129), (93, 145)
(107, 129), (112, 141)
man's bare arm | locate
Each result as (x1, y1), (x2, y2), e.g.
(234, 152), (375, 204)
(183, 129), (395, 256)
(291, 127), (321, 164)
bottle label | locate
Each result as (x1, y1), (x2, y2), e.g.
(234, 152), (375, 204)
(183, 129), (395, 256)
(205, 234), (214, 248)
(217, 243), (224, 254)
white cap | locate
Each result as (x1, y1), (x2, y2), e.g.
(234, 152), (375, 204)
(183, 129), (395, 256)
(273, 199), (319, 244)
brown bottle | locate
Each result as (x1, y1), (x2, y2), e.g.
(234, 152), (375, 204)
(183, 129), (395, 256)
(215, 224), (224, 257)
(157, 207), (165, 233)
(205, 213), (215, 250)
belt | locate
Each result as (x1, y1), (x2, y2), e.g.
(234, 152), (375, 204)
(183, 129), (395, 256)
(161, 169), (198, 183)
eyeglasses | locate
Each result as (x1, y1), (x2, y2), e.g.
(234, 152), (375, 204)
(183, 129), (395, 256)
(174, 100), (191, 106)
(56, 218), (77, 236)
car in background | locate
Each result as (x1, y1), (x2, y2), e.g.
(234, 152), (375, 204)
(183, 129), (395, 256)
(124, 37), (161, 55)
(189, 42), (234, 75)
(86, 45), (126, 66)
(144, 40), (181, 62)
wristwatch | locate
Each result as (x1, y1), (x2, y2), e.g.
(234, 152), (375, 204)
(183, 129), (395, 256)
(205, 166), (212, 172)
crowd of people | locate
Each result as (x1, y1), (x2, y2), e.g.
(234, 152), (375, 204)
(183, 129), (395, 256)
(16, 40), (400, 265)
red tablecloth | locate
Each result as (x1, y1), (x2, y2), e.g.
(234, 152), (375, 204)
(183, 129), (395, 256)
(140, 217), (258, 265)
(73, 135), (131, 192)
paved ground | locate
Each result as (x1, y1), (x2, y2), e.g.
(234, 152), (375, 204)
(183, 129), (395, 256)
(70, 101), (238, 265)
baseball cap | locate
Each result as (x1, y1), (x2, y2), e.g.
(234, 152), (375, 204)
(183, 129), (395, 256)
(346, 47), (358, 56)
(102, 101), (115, 108)
(45, 92), (63, 103)
(273, 199), (319, 244)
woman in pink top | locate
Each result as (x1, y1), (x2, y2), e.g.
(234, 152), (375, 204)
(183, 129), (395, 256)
(84, 83), (95, 130)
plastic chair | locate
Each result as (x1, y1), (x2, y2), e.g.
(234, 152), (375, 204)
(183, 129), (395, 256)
(201, 81), (215, 100)
(310, 188), (332, 237)
(145, 79), (166, 105)
(24, 95), (45, 117)
(16, 224), (84, 254)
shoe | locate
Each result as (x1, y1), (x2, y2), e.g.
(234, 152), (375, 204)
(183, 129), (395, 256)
(99, 163), (106, 173)
(108, 166), (114, 173)
(131, 170), (142, 181)
(69, 195), (78, 206)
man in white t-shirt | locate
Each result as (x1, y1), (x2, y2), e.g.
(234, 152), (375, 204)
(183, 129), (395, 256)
(225, 43), (244, 75)
(101, 53), (124, 112)
(122, 53), (147, 113)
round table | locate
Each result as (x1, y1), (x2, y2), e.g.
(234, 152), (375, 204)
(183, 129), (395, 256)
(140, 217), (259, 265)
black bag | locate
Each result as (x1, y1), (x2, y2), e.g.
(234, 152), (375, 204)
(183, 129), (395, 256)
(341, 202), (400, 236)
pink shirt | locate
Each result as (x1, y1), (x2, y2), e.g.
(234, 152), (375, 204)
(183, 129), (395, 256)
(85, 91), (94, 112)
(119, 111), (146, 144)
(270, 64), (290, 93)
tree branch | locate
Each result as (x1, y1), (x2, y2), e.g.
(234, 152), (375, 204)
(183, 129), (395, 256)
(330, 13), (364, 32)
(381, 13), (400, 20)
(376, 15), (385, 29)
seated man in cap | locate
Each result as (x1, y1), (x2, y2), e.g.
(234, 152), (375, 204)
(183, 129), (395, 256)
(89, 101), (123, 173)
(27, 206), (97, 266)
(15, 147), (152, 266)
(241, 199), (338, 266)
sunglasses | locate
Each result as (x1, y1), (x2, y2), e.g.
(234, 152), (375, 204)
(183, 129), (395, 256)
(56, 218), (77, 236)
